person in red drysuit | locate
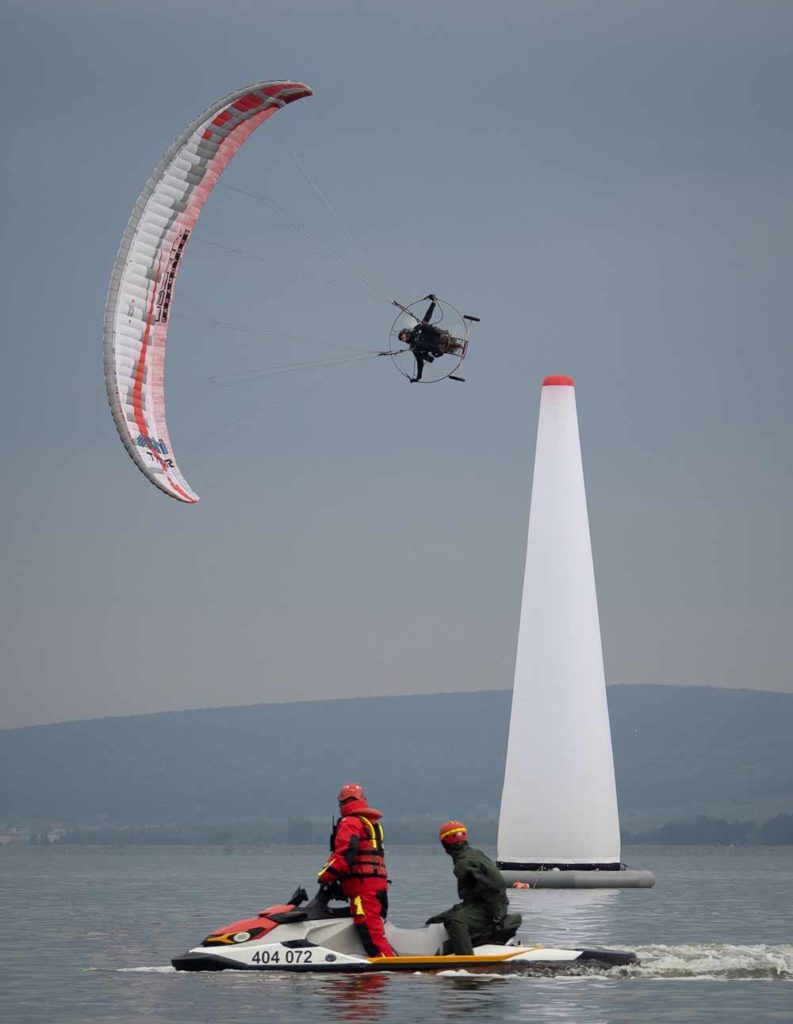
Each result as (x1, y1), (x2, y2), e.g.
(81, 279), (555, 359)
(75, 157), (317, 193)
(317, 783), (396, 958)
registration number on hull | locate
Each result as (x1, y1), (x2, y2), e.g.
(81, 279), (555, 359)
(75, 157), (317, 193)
(250, 947), (313, 965)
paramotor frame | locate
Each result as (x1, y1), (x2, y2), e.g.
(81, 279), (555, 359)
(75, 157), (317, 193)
(387, 297), (471, 383)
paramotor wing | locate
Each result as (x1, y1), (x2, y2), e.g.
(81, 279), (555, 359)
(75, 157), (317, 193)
(104, 80), (312, 503)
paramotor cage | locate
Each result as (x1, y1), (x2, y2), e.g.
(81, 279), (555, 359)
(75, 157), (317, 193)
(388, 297), (472, 383)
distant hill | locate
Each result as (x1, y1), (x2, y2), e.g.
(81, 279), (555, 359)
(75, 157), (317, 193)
(1, 686), (792, 831)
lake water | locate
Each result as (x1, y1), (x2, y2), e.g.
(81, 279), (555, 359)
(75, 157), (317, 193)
(1, 845), (791, 1023)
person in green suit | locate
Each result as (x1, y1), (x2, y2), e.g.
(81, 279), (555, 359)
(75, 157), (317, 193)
(426, 820), (513, 955)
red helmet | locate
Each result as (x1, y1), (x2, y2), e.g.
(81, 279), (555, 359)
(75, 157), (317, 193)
(439, 820), (468, 844)
(338, 783), (365, 805)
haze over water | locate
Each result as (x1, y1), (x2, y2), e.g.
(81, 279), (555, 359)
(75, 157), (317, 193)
(2, 846), (791, 1023)
(3, 0), (793, 728)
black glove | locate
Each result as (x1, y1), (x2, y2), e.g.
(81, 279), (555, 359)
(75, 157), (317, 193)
(317, 882), (342, 903)
(424, 913), (444, 925)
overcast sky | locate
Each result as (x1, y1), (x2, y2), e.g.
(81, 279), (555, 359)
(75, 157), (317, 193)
(2, 0), (791, 729)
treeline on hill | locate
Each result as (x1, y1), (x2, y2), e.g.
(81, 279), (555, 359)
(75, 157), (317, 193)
(3, 687), (792, 833)
(30, 813), (793, 847)
(624, 813), (793, 845)
(54, 819), (498, 847)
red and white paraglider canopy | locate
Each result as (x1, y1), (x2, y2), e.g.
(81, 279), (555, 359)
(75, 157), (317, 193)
(104, 80), (312, 503)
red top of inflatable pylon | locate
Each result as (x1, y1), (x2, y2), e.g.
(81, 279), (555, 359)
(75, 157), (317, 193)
(542, 375), (575, 387)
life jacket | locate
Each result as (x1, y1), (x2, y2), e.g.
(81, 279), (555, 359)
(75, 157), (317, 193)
(330, 802), (387, 880)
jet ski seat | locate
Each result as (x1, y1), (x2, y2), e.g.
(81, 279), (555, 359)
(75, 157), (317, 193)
(435, 912), (523, 954)
(384, 922), (448, 957)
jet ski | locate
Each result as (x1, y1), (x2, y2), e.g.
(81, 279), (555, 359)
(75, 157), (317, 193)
(172, 886), (638, 975)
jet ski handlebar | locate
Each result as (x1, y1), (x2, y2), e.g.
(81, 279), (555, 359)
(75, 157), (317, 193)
(286, 886), (309, 908)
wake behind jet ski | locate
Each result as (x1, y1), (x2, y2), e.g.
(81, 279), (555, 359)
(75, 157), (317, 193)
(172, 885), (638, 975)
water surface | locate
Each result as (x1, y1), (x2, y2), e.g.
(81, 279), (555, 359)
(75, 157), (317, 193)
(2, 845), (791, 1023)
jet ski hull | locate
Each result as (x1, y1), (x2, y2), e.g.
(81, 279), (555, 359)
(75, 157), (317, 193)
(172, 888), (638, 975)
(172, 942), (637, 974)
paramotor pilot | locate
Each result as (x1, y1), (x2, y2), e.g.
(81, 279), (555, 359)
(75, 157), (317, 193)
(397, 295), (463, 382)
